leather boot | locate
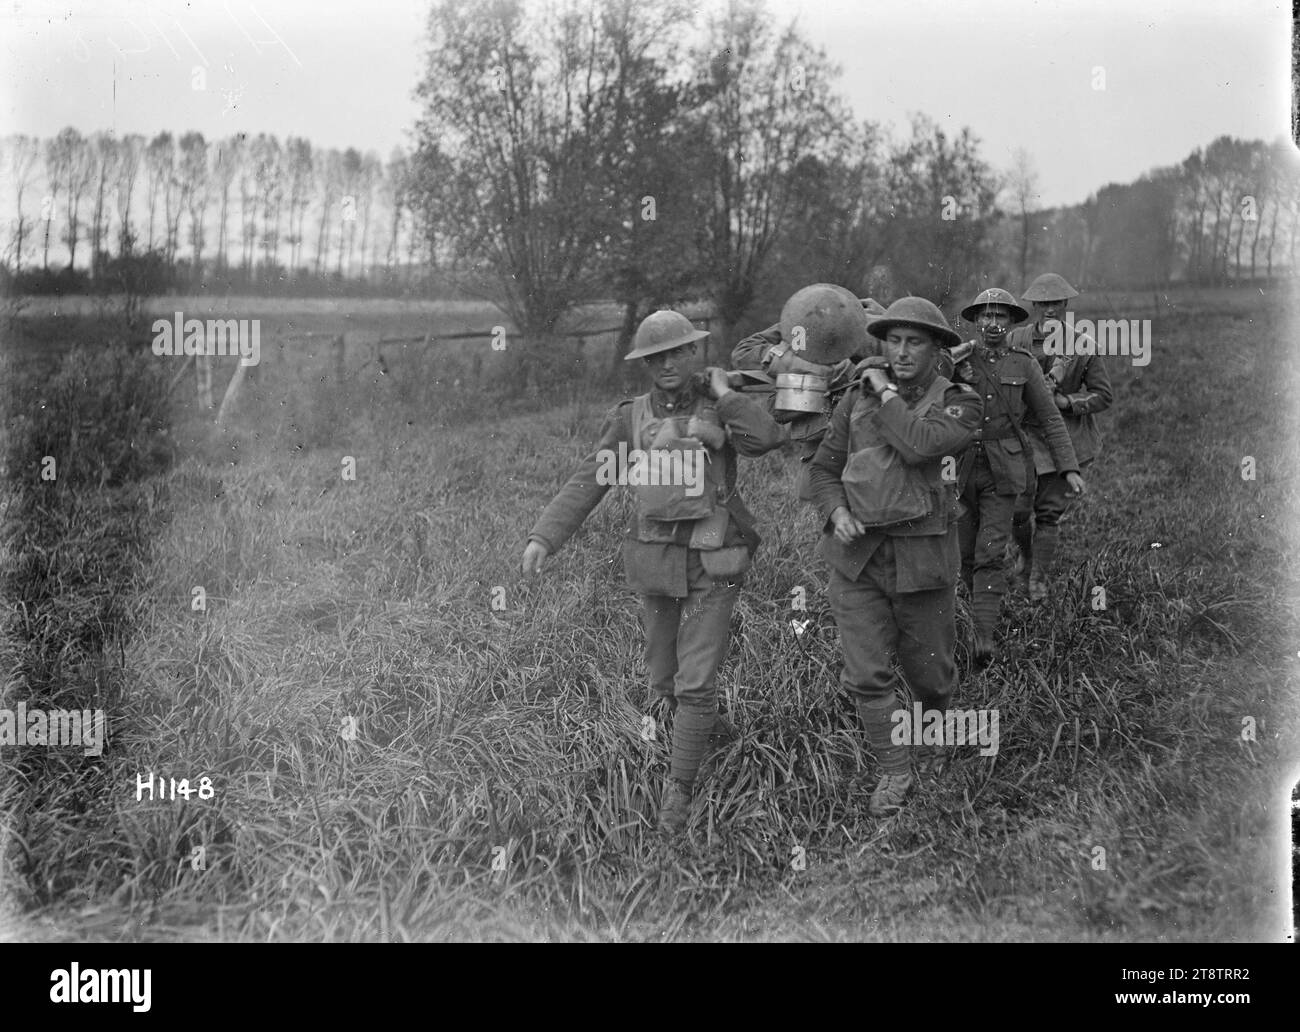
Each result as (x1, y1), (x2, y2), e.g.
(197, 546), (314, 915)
(1011, 515), (1034, 594)
(658, 778), (692, 835)
(855, 696), (914, 817)
(972, 590), (1000, 666)
(1029, 524), (1059, 602)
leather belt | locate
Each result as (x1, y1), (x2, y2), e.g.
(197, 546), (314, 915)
(972, 427), (1020, 443)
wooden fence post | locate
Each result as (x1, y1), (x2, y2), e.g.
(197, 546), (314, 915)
(196, 353), (214, 410)
(216, 362), (249, 427)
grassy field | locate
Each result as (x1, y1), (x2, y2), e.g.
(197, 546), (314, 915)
(1, 282), (1297, 941)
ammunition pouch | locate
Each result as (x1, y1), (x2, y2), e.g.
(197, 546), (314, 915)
(700, 545), (751, 579)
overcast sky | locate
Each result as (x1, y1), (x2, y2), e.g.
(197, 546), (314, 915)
(0, 0), (1293, 209)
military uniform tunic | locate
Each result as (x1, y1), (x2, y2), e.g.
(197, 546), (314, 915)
(1006, 323), (1113, 533)
(528, 387), (783, 713)
(730, 323), (955, 499)
(807, 375), (982, 706)
(954, 342), (1080, 602)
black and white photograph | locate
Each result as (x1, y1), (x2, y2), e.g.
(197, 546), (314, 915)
(0, 0), (1297, 962)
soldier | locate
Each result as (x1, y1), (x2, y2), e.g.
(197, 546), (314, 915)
(806, 298), (983, 816)
(953, 288), (1084, 664)
(731, 285), (886, 499)
(1007, 273), (1114, 600)
(521, 310), (784, 836)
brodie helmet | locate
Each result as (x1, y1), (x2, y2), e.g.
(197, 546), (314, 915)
(960, 287), (1028, 344)
(624, 310), (710, 361)
(779, 283), (871, 365)
(1021, 273), (1079, 303)
(867, 296), (962, 349)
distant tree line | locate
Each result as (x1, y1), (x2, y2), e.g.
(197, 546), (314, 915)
(2, 127), (432, 298)
(4, 0), (1295, 367)
(992, 136), (1300, 293)
(411, 0), (1298, 386)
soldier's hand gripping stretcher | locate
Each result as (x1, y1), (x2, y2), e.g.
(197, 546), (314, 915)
(851, 346), (970, 392)
(687, 368), (774, 395)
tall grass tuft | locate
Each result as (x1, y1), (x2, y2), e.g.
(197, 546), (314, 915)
(1, 343), (175, 914)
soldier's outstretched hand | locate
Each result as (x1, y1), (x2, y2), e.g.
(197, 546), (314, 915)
(522, 540), (549, 576)
(1065, 472), (1086, 497)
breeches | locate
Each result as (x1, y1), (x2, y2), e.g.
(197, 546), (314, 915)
(958, 454), (1017, 596)
(827, 539), (957, 708)
(641, 551), (740, 715)
(1013, 462), (1089, 528)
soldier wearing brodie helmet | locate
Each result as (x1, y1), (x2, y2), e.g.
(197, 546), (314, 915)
(952, 287), (1083, 664)
(1007, 273), (1113, 601)
(807, 298), (983, 816)
(522, 309), (783, 837)
(731, 284), (886, 499)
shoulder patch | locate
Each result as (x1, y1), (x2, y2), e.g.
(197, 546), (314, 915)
(944, 404), (967, 418)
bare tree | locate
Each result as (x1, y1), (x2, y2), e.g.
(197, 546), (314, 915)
(689, 0), (852, 342)
(44, 128), (94, 272)
(150, 136), (184, 269)
(355, 151), (383, 279)
(1202, 136), (1243, 285)
(568, 0), (709, 364)
(251, 134), (284, 274)
(762, 122), (891, 299)
(414, 0), (716, 382)
(1178, 149), (1210, 283)
(114, 134), (144, 254)
(314, 148), (342, 277)
(7, 135), (41, 271)
(237, 140), (260, 276)
(212, 134), (244, 273)
(1237, 140), (1266, 282)
(381, 148), (409, 277)
(877, 116), (1002, 304)
(336, 147), (362, 277)
(179, 132), (210, 282)
(1261, 137), (1300, 279)
(41, 131), (70, 270)
(1007, 148), (1040, 290)
(87, 133), (119, 279)
(284, 136), (314, 273)
(143, 132), (175, 257)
